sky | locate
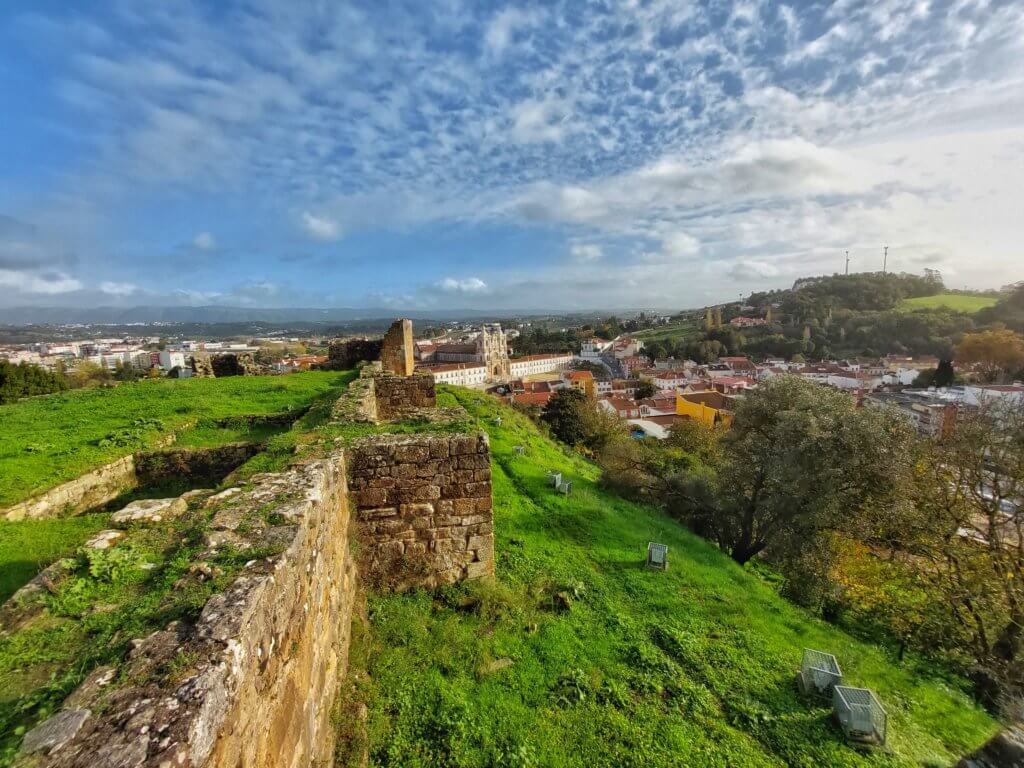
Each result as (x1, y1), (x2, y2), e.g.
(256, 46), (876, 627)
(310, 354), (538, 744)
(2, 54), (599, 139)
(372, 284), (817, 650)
(1, 0), (1023, 312)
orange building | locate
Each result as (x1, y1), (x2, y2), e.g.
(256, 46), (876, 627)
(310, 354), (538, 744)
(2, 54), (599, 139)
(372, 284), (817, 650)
(566, 370), (596, 398)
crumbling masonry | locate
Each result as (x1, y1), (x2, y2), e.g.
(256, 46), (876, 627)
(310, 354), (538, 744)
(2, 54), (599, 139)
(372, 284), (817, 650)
(13, 319), (493, 768)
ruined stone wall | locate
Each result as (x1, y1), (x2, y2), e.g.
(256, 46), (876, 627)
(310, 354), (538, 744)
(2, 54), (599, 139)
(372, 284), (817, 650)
(134, 443), (261, 487)
(19, 452), (357, 768)
(210, 353), (261, 377)
(957, 724), (1024, 768)
(349, 432), (494, 590)
(323, 338), (383, 370)
(1, 455), (138, 521)
(380, 318), (414, 376)
(373, 371), (436, 420)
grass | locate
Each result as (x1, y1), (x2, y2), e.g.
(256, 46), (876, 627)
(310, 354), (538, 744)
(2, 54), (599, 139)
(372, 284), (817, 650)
(899, 293), (998, 313)
(0, 509), (262, 765)
(343, 386), (998, 768)
(632, 319), (702, 344)
(0, 514), (111, 604)
(0, 371), (353, 508)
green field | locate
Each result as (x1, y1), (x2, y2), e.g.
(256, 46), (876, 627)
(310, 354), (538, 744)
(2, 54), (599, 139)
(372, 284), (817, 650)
(633, 318), (702, 343)
(0, 371), (353, 508)
(899, 293), (998, 313)
(341, 387), (997, 767)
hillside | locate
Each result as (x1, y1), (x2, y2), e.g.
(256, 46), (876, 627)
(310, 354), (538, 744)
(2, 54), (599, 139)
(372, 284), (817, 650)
(899, 293), (998, 313)
(340, 387), (997, 767)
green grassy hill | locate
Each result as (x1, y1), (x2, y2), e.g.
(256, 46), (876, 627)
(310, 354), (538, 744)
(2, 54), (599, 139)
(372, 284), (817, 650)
(344, 387), (997, 767)
(899, 293), (998, 313)
(0, 371), (353, 508)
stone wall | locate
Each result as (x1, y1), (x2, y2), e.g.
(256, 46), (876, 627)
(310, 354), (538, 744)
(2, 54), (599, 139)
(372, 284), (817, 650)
(134, 443), (262, 487)
(373, 371), (436, 421)
(323, 338), (383, 371)
(957, 724), (1024, 768)
(380, 318), (414, 376)
(349, 432), (494, 590)
(2, 455), (138, 521)
(210, 353), (261, 377)
(18, 452), (357, 768)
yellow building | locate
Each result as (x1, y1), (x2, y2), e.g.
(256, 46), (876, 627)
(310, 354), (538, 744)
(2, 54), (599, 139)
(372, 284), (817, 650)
(566, 370), (596, 398)
(675, 391), (733, 427)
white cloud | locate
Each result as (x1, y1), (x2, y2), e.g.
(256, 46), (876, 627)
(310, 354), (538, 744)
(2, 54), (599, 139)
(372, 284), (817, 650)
(435, 276), (489, 294)
(0, 269), (82, 295)
(192, 231), (216, 251)
(509, 97), (572, 144)
(661, 233), (700, 259)
(484, 8), (541, 56)
(99, 280), (139, 296)
(569, 243), (603, 262)
(727, 259), (780, 280)
(300, 211), (342, 241)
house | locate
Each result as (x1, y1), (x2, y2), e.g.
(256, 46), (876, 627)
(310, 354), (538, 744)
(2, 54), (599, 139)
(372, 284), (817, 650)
(565, 370), (596, 398)
(676, 390), (735, 427)
(620, 355), (648, 377)
(719, 356), (757, 375)
(648, 370), (690, 391)
(600, 396), (642, 419)
(612, 337), (644, 359)
(729, 316), (767, 328)
(580, 338), (611, 360)
(709, 376), (757, 394)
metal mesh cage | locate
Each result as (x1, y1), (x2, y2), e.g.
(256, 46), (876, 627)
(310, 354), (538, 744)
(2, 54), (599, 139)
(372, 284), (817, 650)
(548, 471), (562, 488)
(647, 542), (668, 570)
(798, 649), (842, 696)
(833, 686), (887, 745)
(557, 481), (572, 495)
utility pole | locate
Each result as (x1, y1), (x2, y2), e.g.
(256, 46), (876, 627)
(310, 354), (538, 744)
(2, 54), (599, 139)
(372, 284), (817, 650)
(845, 250), (850, 275)
(883, 245), (888, 275)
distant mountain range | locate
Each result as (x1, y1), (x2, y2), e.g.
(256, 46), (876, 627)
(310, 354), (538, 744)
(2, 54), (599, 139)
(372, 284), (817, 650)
(0, 305), (542, 325)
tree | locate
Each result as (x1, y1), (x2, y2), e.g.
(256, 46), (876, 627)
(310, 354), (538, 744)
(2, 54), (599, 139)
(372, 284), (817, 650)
(0, 360), (68, 404)
(676, 377), (917, 576)
(934, 358), (955, 387)
(540, 389), (589, 446)
(887, 403), (1024, 706)
(955, 329), (1024, 382)
(633, 380), (657, 399)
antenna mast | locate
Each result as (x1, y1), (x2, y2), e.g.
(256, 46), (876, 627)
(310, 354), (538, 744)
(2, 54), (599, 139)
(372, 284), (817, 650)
(883, 245), (888, 275)
(845, 250), (850, 275)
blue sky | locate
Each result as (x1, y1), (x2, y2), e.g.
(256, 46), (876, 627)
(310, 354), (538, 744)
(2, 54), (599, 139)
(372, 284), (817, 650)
(1, 0), (1022, 311)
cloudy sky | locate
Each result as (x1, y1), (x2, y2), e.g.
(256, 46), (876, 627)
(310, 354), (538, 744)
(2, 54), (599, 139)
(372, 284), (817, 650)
(2, 0), (1022, 311)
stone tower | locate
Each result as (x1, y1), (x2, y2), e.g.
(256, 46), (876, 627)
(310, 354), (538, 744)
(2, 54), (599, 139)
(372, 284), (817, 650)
(477, 323), (510, 382)
(380, 319), (415, 376)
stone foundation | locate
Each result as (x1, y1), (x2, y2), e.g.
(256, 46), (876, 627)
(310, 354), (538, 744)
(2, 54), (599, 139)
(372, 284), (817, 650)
(349, 432), (494, 590)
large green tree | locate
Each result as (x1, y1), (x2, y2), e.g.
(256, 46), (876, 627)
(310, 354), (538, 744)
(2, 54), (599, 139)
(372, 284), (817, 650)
(676, 377), (916, 572)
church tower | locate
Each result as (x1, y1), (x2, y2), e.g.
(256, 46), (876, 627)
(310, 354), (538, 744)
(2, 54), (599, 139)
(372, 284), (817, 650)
(477, 324), (511, 382)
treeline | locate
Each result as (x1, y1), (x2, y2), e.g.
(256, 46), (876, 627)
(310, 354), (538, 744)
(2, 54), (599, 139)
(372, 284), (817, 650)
(648, 273), (1024, 363)
(537, 379), (1024, 713)
(0, 360), (68, 404)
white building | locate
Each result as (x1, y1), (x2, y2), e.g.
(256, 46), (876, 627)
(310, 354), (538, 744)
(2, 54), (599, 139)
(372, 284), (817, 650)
(159, 350), (187, 370)
(508, 353), (573, 378)
(420, 363), (488, 388)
